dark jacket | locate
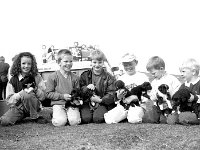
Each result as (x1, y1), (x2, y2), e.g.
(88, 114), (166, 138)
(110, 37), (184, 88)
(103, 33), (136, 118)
(79, 69), (116, 109)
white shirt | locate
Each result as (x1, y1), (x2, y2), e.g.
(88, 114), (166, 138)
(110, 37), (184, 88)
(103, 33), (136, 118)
(118, 72), (149, 90)
(150, 73), (181, 101)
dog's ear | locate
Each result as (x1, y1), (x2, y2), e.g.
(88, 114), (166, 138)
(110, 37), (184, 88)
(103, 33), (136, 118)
(141, 82), (151, 90)
(115, 80), (125, 89)
(145, 82), (152, 90)
(158, 84), (164, 93)
(158, 84), (169, 94)
(164, 84), (169, 90)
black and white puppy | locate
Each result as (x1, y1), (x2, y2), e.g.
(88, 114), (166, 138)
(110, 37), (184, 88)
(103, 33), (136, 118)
(115, 80), (152, 109)
(65, 88), (83, 108)
(115, 80), (132, 109)
(21, 75), (36, 93)
(83, 87), (99, 110)
(172, 88), (200, 118)
(156, 84), (173, 116)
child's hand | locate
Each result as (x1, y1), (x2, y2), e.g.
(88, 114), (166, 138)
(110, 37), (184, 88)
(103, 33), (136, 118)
(90, 95), (102, 103)
(64, 94), (71, 101)
(87, 84), (95, 90)
(188, 93), (195, 102)
(116, 89), (126, 99)
(197, 95), (200, 103)
(24, 87), (34, 93)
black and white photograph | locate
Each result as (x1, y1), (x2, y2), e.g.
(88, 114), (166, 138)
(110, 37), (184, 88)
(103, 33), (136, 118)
(1, 0), (200, 149)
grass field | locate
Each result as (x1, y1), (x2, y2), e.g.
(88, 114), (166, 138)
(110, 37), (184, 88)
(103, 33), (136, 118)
(1, 108), (200, 150)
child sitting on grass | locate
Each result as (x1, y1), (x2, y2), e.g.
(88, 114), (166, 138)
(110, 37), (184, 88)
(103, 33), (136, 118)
(104, 52), (150, 124)
(45, 49), (81, 127)
(177, 58), (200, 125)
(0, 52), (47, 126)
(79, 49), (116, 124)
(145, 56), (181, 124)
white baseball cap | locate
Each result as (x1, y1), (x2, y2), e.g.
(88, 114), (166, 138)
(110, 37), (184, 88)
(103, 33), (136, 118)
(121, 53), (137, 63)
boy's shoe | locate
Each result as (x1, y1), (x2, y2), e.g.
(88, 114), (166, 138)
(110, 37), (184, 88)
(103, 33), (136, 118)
(33, 116), (49, 124)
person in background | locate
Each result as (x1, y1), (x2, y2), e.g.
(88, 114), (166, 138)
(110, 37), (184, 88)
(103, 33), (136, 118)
(146, 56), (181, 124)
(177, 58), (200, 125)
(0, 56), (10, 100)
(79, 49), (116, 124)
(0, 52), (47, 126)
(104, 53), (150, 124)
(45, 49), (81, 127)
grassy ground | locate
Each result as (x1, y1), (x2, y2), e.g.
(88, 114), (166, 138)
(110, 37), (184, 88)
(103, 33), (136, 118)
(1, 108), (200, 150)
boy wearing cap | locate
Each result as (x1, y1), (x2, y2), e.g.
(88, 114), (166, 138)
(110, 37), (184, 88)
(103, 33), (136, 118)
(104, 53), (149, 124)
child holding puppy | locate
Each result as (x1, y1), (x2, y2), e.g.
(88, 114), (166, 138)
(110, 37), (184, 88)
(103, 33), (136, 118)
(46, 49), (81, 126)
(104, 53), (150, 124)
(177, 58), (200, 124)
(79, 49), (116, 124)
(0, 52), (46, 126)
(146, 56), (181, 124)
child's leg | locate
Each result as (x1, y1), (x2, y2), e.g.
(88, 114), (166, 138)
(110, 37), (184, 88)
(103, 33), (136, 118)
(20, 91), (41, 119)
(179, 111), (199, 125)
(166, 112), (179, 125)
(127, 106), (144, 123)
(104, 104), (128, 124)
(142, 105), (161, 123)
(80, 104), (92, 124)
(0, 105), (25, 126)
(66, 107), (81, 125)
(93, 105), (107, 123)
(52, 105), (68, 127)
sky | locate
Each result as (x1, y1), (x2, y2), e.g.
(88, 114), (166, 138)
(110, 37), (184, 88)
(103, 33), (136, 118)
(1, 0), (200, 74)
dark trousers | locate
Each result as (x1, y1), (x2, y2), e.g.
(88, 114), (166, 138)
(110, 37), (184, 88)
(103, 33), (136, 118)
(80, 104), (108, 124)
(0, 82), (7, 100)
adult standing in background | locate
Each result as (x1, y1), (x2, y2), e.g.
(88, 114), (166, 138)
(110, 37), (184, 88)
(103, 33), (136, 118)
(0, 56), (10, 100)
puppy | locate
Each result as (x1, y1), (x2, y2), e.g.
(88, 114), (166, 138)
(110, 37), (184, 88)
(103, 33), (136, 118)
(156, 84), (172, 116)
(115, 80), (132, 110)
(130, 82), (152, 107)
(21, 75), (36, 93)
(115, 80), (152, 109)
(83, 87), (99, 110)
(172, 88), (200, 118)
(65, 88), (83, 108)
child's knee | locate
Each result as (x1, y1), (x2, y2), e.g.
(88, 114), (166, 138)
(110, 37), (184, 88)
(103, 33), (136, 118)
(81, 115), (92, 124)
(67, 107), (81, 126)
(93, 106), (107, 123)
(127, 106), (144, 123)
(104, 105), (127, 124)
(166, 113), (179, 125)
(52, 105), (68, 127)
(80, 106), (92, 124)
(52, 116), (67, 127)
(0, 117), (13, 126)
(93, 115), (104, 123)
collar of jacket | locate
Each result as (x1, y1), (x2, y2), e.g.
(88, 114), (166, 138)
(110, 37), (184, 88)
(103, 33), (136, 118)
(88, 69), (107, 80)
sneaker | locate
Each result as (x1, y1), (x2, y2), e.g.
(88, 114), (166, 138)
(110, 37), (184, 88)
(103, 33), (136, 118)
(33, 116), (49, 124)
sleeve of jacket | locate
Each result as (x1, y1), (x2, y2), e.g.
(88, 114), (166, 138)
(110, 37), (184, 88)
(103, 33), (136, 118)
(101, 74), (116, 106)
(6, 82), (21, 105)
(79, 71), (90, 100)
(45, 72), (65, 100)
(35, 74), (46, 101)
(73, 74), (80, 89)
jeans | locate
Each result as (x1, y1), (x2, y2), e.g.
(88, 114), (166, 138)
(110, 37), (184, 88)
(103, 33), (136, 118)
(0, 91), (41, 126)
